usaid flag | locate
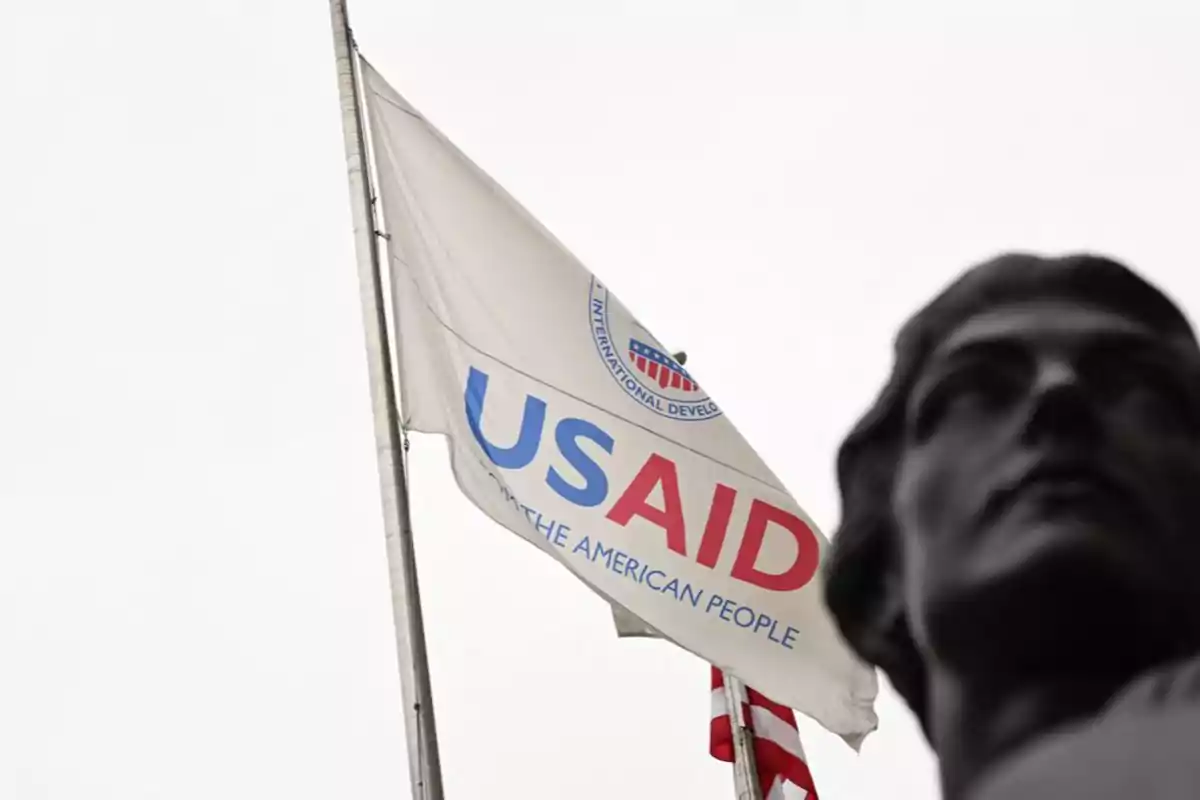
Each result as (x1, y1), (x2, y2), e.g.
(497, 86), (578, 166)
(360, 59), (878, 741)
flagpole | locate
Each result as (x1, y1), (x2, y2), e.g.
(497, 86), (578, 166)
(723, 672), (765, 800)
(682, 351), (761, 800)
(328, 2), (445, 798)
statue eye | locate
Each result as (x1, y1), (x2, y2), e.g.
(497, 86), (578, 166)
(910, 365), (1021, 440)
(1091, 356), (1199, 434)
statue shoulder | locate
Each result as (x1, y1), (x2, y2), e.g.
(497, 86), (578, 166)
(972, 658), (1200, 800)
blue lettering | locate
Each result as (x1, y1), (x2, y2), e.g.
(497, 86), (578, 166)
(547, 417), (614, 507)
(611, 550), (628, 575)
(782, 626), (798, 650)
(464, 367), (546, 469)
(571, 536), (592, 557)
(734, 606), (756, 628)
(624, 556), (640, 580)
(553, 524), (570, 548)
(681, 583), (704, 608)
(595, 542), (614, 568)
(705, 594), (724, 614)
(719, 598), (736, 622)
(645, 570), (666, 591)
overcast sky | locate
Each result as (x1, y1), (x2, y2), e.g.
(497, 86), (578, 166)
(3, 1), (1199, 798)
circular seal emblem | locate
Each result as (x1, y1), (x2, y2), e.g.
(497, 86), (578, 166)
(588, 277), (722, 422)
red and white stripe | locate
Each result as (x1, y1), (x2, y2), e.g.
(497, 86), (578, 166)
(711, 667), (819, 800)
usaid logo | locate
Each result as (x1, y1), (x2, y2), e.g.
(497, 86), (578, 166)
(588, 277), (721, 422)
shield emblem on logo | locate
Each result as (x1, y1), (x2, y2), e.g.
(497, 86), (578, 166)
(628, 339), (699, 393)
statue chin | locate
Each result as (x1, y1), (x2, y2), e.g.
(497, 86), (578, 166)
(918, 528), (1165, 674)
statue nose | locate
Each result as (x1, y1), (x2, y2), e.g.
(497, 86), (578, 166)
(1034, 360), (1078, 394)
(1022, 358), (1100, 445)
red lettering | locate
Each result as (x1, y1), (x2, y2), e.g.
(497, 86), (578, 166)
(695, 483), (737, 568)
(731, 500), (820, 591)
(605, 454), (687, 556)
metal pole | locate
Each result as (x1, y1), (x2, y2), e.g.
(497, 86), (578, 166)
(679, 352), (759, 799)
(723, 672), (765, 800)
(328, 2), (445, 798)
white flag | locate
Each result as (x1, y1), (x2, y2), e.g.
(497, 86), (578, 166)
(360, 59), (878, 740)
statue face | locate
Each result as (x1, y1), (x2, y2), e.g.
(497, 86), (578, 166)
(892, 299), (1200, 670)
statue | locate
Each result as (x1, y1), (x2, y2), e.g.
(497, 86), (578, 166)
(823, 253), (1200, 799)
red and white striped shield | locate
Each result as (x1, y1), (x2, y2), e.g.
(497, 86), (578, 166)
(628, 338), (699, 392)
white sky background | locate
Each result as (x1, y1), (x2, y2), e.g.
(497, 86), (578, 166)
(2, 1), (1199, 798)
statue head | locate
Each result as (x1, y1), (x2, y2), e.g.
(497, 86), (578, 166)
(824, 253), (1200, 735)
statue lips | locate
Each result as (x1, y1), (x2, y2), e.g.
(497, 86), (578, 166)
(982, 458), (1138, 530)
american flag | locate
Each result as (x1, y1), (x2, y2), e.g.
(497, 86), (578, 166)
(711, 667), (819, 800)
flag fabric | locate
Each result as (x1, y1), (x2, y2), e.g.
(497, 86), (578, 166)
(711, 668), (819, 800)
(358, 56), (878, 740)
